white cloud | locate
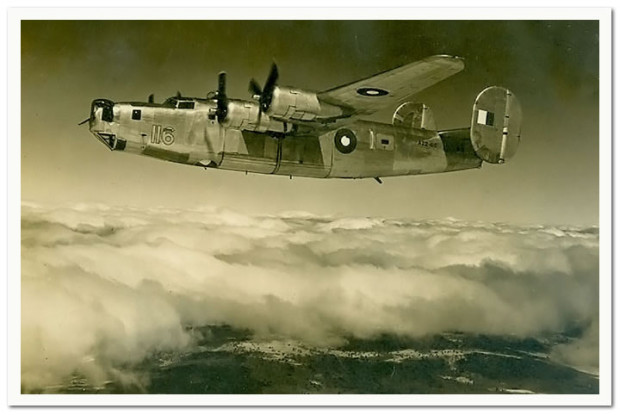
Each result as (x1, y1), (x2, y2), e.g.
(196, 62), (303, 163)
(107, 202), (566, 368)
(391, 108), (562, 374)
(20, 203), (599, 391)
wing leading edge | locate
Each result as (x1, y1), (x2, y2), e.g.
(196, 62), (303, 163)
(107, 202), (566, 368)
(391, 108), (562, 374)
(318, 55), (464, 117)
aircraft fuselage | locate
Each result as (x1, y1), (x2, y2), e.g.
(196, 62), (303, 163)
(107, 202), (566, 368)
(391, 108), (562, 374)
(89, 98), (482, 179)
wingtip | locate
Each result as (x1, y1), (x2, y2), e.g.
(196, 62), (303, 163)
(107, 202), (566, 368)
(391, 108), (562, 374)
(431, 54), (464, 61)
(429, 54), (465, 70)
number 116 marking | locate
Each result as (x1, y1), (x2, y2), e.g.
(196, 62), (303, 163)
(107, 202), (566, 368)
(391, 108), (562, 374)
(151, 125), (175, 145)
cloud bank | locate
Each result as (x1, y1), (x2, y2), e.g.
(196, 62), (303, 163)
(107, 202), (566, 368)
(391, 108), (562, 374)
(20, 203), (599, 391)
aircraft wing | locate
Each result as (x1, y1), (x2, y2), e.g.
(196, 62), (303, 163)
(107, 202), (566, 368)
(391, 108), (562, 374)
(317, 55), (464, 116)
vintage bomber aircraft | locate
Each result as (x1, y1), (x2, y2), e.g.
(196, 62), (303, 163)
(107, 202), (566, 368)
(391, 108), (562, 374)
(81, 55), (522, 183)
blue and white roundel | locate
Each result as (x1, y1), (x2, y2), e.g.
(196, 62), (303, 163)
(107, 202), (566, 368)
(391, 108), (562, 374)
(356, 87), (389, 97)
(334, 129), (357, 154)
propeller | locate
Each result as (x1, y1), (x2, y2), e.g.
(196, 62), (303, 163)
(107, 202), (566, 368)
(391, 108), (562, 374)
(148, 94), (154, 104)
(249, 78), (262, 98)
(215, 71), (228, 122)
(248, 62), (279, 121)
(78, 117), (90, 126)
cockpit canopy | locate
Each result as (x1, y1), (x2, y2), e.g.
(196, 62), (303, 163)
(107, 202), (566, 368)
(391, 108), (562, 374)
(163, 97), (197, 109)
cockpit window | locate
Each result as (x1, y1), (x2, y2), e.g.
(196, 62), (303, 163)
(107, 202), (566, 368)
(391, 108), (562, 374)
(178, 101), (195, 109)
(163, 97), (178, 107)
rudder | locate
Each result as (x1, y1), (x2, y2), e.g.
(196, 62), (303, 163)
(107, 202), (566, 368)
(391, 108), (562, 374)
(470, 86), (522, 164)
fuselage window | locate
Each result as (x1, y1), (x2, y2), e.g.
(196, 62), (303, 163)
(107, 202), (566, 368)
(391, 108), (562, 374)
(178, 101), (195, 109)
(375, 133), (394, 151)
(132, 109), (142, 120)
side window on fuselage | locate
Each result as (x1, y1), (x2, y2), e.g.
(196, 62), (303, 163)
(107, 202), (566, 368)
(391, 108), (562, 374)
(177, 101), (195, 109)
(132, 109), (142, 120)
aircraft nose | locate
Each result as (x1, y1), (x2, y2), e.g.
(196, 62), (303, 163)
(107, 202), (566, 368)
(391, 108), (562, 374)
(91, 98), (115, 123)
(87, 99), (118, 150)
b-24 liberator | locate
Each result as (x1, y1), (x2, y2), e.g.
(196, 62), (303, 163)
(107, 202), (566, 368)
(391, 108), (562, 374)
(82, 55), (522, 183)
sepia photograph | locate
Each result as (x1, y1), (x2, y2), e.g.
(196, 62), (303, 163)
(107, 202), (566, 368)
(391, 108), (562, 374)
(9, 7), (611, 406)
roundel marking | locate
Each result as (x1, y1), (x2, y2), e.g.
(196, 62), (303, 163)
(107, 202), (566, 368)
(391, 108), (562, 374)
(356, 87), (389, 97)
(334, 129), (357, 154)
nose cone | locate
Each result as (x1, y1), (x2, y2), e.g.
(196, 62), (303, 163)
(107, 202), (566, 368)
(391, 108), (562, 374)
(88, 98), (117, 150)
(90, 99), (115, 124)
(89, 98), (115, 131)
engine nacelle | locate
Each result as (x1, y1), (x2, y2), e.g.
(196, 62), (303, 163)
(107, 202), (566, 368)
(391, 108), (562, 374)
(267, 86), (322, 121)
(221, 100), (291, 134)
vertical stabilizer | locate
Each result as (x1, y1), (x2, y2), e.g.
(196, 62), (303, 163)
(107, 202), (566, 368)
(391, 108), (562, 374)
(470, 87), (522, 164)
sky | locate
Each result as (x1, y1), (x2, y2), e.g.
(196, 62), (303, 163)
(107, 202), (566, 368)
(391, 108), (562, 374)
(21, 20), (600, 226)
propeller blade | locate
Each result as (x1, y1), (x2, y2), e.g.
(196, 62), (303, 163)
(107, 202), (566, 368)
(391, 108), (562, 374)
(248, 79), (262, 96)
(148, 94), (154, 104)
(260, 62), (279, 112)
(216, 71), (228, 122)
(78, 117), (90, 126)
(264, 62), (279, 92)
(218, 71), (226, 96)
